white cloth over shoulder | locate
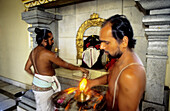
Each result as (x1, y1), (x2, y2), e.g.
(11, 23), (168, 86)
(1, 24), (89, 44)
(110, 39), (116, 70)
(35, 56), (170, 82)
(82, 47), (100, 68)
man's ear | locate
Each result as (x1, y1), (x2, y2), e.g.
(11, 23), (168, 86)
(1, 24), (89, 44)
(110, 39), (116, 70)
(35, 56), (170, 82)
(41, 39), (47, 46)
(122, 36), (129, 48)
(43, 39), (47, 42)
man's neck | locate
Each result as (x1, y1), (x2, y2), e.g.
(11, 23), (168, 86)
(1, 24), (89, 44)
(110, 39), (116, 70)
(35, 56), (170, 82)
(116, 48), (134, 66)
(37, 45), (46, 50)
(39, 44), (45, 47)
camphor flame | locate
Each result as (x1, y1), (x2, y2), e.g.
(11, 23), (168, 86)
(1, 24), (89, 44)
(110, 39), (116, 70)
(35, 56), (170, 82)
(53, 77), (105, 110)
(65, 87), (77, 94)
(79, 78), (87, 92)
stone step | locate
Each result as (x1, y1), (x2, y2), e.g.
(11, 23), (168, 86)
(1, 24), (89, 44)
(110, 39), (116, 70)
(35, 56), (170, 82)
(0, 80), (26, 111)
(0, 94), (16, 111)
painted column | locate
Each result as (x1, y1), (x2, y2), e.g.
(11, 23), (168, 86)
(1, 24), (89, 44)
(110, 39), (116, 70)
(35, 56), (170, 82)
(21, 7), (62, 48)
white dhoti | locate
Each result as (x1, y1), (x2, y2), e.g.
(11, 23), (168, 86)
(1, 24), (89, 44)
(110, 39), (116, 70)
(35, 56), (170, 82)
(33, 89), (55, 111)
(32, 74), (61, 111)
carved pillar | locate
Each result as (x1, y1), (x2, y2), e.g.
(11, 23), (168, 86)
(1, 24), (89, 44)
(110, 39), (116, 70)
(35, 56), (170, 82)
(135, 0), (170, 111)
(21, 7), (62, 48)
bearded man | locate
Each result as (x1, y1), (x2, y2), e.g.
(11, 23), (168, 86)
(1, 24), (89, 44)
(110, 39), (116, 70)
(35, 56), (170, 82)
(86, 15), (146, 111)
(25, 28), (89, 111)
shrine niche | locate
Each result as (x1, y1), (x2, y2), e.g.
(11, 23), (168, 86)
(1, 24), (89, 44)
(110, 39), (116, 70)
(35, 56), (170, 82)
(76, 13), (105, 69)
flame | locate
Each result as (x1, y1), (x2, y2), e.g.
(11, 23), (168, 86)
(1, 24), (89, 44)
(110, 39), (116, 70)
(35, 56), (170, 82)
(93, 95), (103, 109)
(65, 87), (77, 94)
(65, 104), (70, 110)
(79, 78), (87, 91)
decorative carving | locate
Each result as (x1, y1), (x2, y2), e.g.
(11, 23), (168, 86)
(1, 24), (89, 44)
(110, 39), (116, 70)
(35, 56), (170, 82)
(76, 13), (105, 60)
(21, 0), (56, 11)
(21, 0), (94, 11)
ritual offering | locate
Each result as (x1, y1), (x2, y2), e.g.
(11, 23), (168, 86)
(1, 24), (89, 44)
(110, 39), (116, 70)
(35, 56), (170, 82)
(52, 77), (106, 111)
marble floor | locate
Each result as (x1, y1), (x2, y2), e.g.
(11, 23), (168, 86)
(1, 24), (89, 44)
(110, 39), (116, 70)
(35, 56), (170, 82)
(0, 80), (26, 111)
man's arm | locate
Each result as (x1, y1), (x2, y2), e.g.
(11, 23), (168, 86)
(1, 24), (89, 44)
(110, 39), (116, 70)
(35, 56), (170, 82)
(118, 68), (146, 111)
(25, 54), (34, 75)
(85, 74), (109, 92)
(49, 52), (89, 74)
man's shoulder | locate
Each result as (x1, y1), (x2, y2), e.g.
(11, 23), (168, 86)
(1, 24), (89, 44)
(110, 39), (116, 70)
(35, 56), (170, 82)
(41, 48), (54, 54)
(119, 64), (145, 84)
(37, 49), (55, 60)
(122, 64), (145, 76)
(118, 64), (146, 94)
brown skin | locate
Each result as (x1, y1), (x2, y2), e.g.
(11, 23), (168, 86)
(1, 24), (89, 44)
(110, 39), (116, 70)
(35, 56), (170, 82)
(25, 33), (89, 76)
(86, 23), (146, 111)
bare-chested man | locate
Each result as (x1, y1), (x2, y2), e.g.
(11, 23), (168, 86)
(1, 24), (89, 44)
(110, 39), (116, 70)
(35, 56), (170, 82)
(25, 28), (89, 111)
(86, 15), (146, 111)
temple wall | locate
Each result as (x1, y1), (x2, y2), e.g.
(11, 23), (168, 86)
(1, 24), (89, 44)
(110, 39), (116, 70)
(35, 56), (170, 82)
(52, 0), (149, 86)
(55, 0), (147, 67)
(0, 0), (33, 85)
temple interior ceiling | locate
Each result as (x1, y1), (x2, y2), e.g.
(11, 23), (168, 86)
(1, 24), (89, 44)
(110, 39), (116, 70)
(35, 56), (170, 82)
(22, 0), (94, 10)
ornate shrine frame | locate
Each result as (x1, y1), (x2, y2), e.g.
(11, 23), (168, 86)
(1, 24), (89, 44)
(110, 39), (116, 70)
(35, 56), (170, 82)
(76, 13), (105, 62)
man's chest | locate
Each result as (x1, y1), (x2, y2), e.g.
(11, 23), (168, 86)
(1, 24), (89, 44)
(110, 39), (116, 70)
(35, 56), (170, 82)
(107, 66), (121, 96)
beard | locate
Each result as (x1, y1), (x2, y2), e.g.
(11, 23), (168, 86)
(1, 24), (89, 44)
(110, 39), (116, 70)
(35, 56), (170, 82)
(45, 40), (54, 51)
(107, 48), (122, 59)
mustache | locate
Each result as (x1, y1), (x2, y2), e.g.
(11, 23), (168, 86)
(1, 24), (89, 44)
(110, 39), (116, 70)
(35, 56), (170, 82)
(104, 50), (109, 54)
(103, 50), (113, 59)
(100, 49), (108, 54)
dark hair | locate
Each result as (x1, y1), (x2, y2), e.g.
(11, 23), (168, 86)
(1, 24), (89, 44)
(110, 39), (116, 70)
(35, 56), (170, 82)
(102, 14), (136, 49)
(35, 28), (52, 45)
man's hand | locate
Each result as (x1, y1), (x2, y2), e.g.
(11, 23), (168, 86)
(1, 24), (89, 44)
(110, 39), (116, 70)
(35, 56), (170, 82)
(84, 79), (96, 93)
(84, 74), (109, 93)
(79, 67), (89, 76)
